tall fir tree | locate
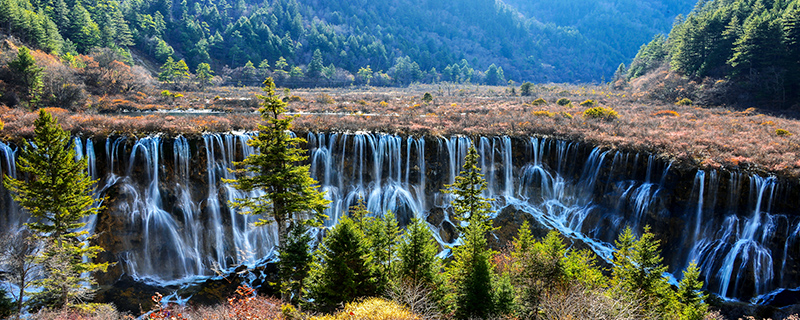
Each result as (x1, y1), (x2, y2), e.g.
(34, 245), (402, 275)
(305, 216), (377, 313)
(67, 1), (100, 52)
(677, 262), (708, 320)
(7, 46), (44, 103)
(443, 145), (499, 319)
(2, 110), (107, 308)
(227, 77), (329, 302)
(307, 49), (324, 78)
(279, 223), (312, 305)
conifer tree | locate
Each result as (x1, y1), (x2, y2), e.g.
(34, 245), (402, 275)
(195, 62), (214, 88)
(7, 46), (44, 103)
(158, 56), (177, 82)
(2, 110), (107, 308)
(67, 1), (100, 52)
(307, 49), (324, 78)
(279, 223), (312, 304)
(227, 78), (329, 302)
(611, 226), (674, 316)
(398, 218), (441, 287)
(305, 216), (377, 312)
(444, 145), (499, 319)
(677, 262), (708, 320)
(348, 198), (400, 293)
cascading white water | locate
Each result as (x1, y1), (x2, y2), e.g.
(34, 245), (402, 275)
(0, 132), (798, 302)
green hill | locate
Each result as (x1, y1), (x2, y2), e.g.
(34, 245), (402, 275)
(0, 0), (695, 84)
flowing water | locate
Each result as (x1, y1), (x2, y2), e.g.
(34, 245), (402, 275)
(0, 132), (798, 302)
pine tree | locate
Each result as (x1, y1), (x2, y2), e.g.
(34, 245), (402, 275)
(444, 145), (499, 319)
(67, 1), (100, 52)
(243, 60), (257, 82)
(677, 262), (708, 320)
(279, 223), (312, 305)
(2, 110), (107, 308)
(111, 9), (134, 47)
(305, 216), (377, 312)
(611, 226), (674, 316)
(307, 49), (324, 78)
(174, 59), (191, 81)
(158, 56), (177, 82)
(728, 11), (786, 77)
(398, 218), (441, 287)
(7, 46), (44, 103)
(195, 62), (214, 88)
(347, 198), (400, 293)
(227, 78), (329, 302)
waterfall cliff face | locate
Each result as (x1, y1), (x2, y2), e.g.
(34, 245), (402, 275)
(0, 133), (798, 302)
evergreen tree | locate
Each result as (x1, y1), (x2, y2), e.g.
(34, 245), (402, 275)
(611, 226), (674, 316)
(227, 78), (329, 301)
(195, 62), (214, 88)
(174, 59), (191, 80)
(728, 11), (786, 76)
(444, 145), (499, 319)
(110, 9), (134, 47)
(347, 198), (400, 293)
(677, 262), (708, 320)
(357, 65), (373, 85)
(279, 223), (312, 305)
(158, 56), (177, 82)
(243, 60), (257, 82)
(520, 82), (534, 96)
(783, 8), (800, 96)
(398, 218), (442, 288)
(305, 216), (377, 312)
(307, 49), (324, 78)
(630, 34), (667, 79)
(67, 1), (100, 52)
(2, 110), (107, 308)
(7, 46), (44, 103)
(484, 63), (505, 85)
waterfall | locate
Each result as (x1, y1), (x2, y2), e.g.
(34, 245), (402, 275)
(0, 132), (797, 302)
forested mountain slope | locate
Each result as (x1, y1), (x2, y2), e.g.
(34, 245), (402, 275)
(502, 0), (696, 62)
(0, 0), (694, 84)
(625, 0), (800, 109)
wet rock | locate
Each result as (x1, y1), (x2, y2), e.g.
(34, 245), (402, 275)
(439, 220), (457, 243)
(490, 205), (550, 250)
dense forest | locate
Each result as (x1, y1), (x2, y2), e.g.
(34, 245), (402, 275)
(0, 0), (695, 86)
(625, 0), (800, 109)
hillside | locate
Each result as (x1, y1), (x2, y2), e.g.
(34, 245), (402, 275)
(623, 0), (800, 110)
(0, 0), (694, 84)
(502, 0), (696, 61)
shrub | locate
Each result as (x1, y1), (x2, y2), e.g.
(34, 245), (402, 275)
(675, 98), (693, 106)
(520, 82), (534, 96)
(776, 129), (792, 136)
(379, 101), (389, 108)
(556, 98), (571, 106)
(310, 298), (420, 320)
(579, 99), (597, 107)
(560, 111), (573, 119)
(583, 106), (619, 121)
(532, 110), (555, 117)
(652, 110), (680, 117)
(532, 98), (547, 106)
(316, 93), (335, 104)
(422, 92), (433, 103)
